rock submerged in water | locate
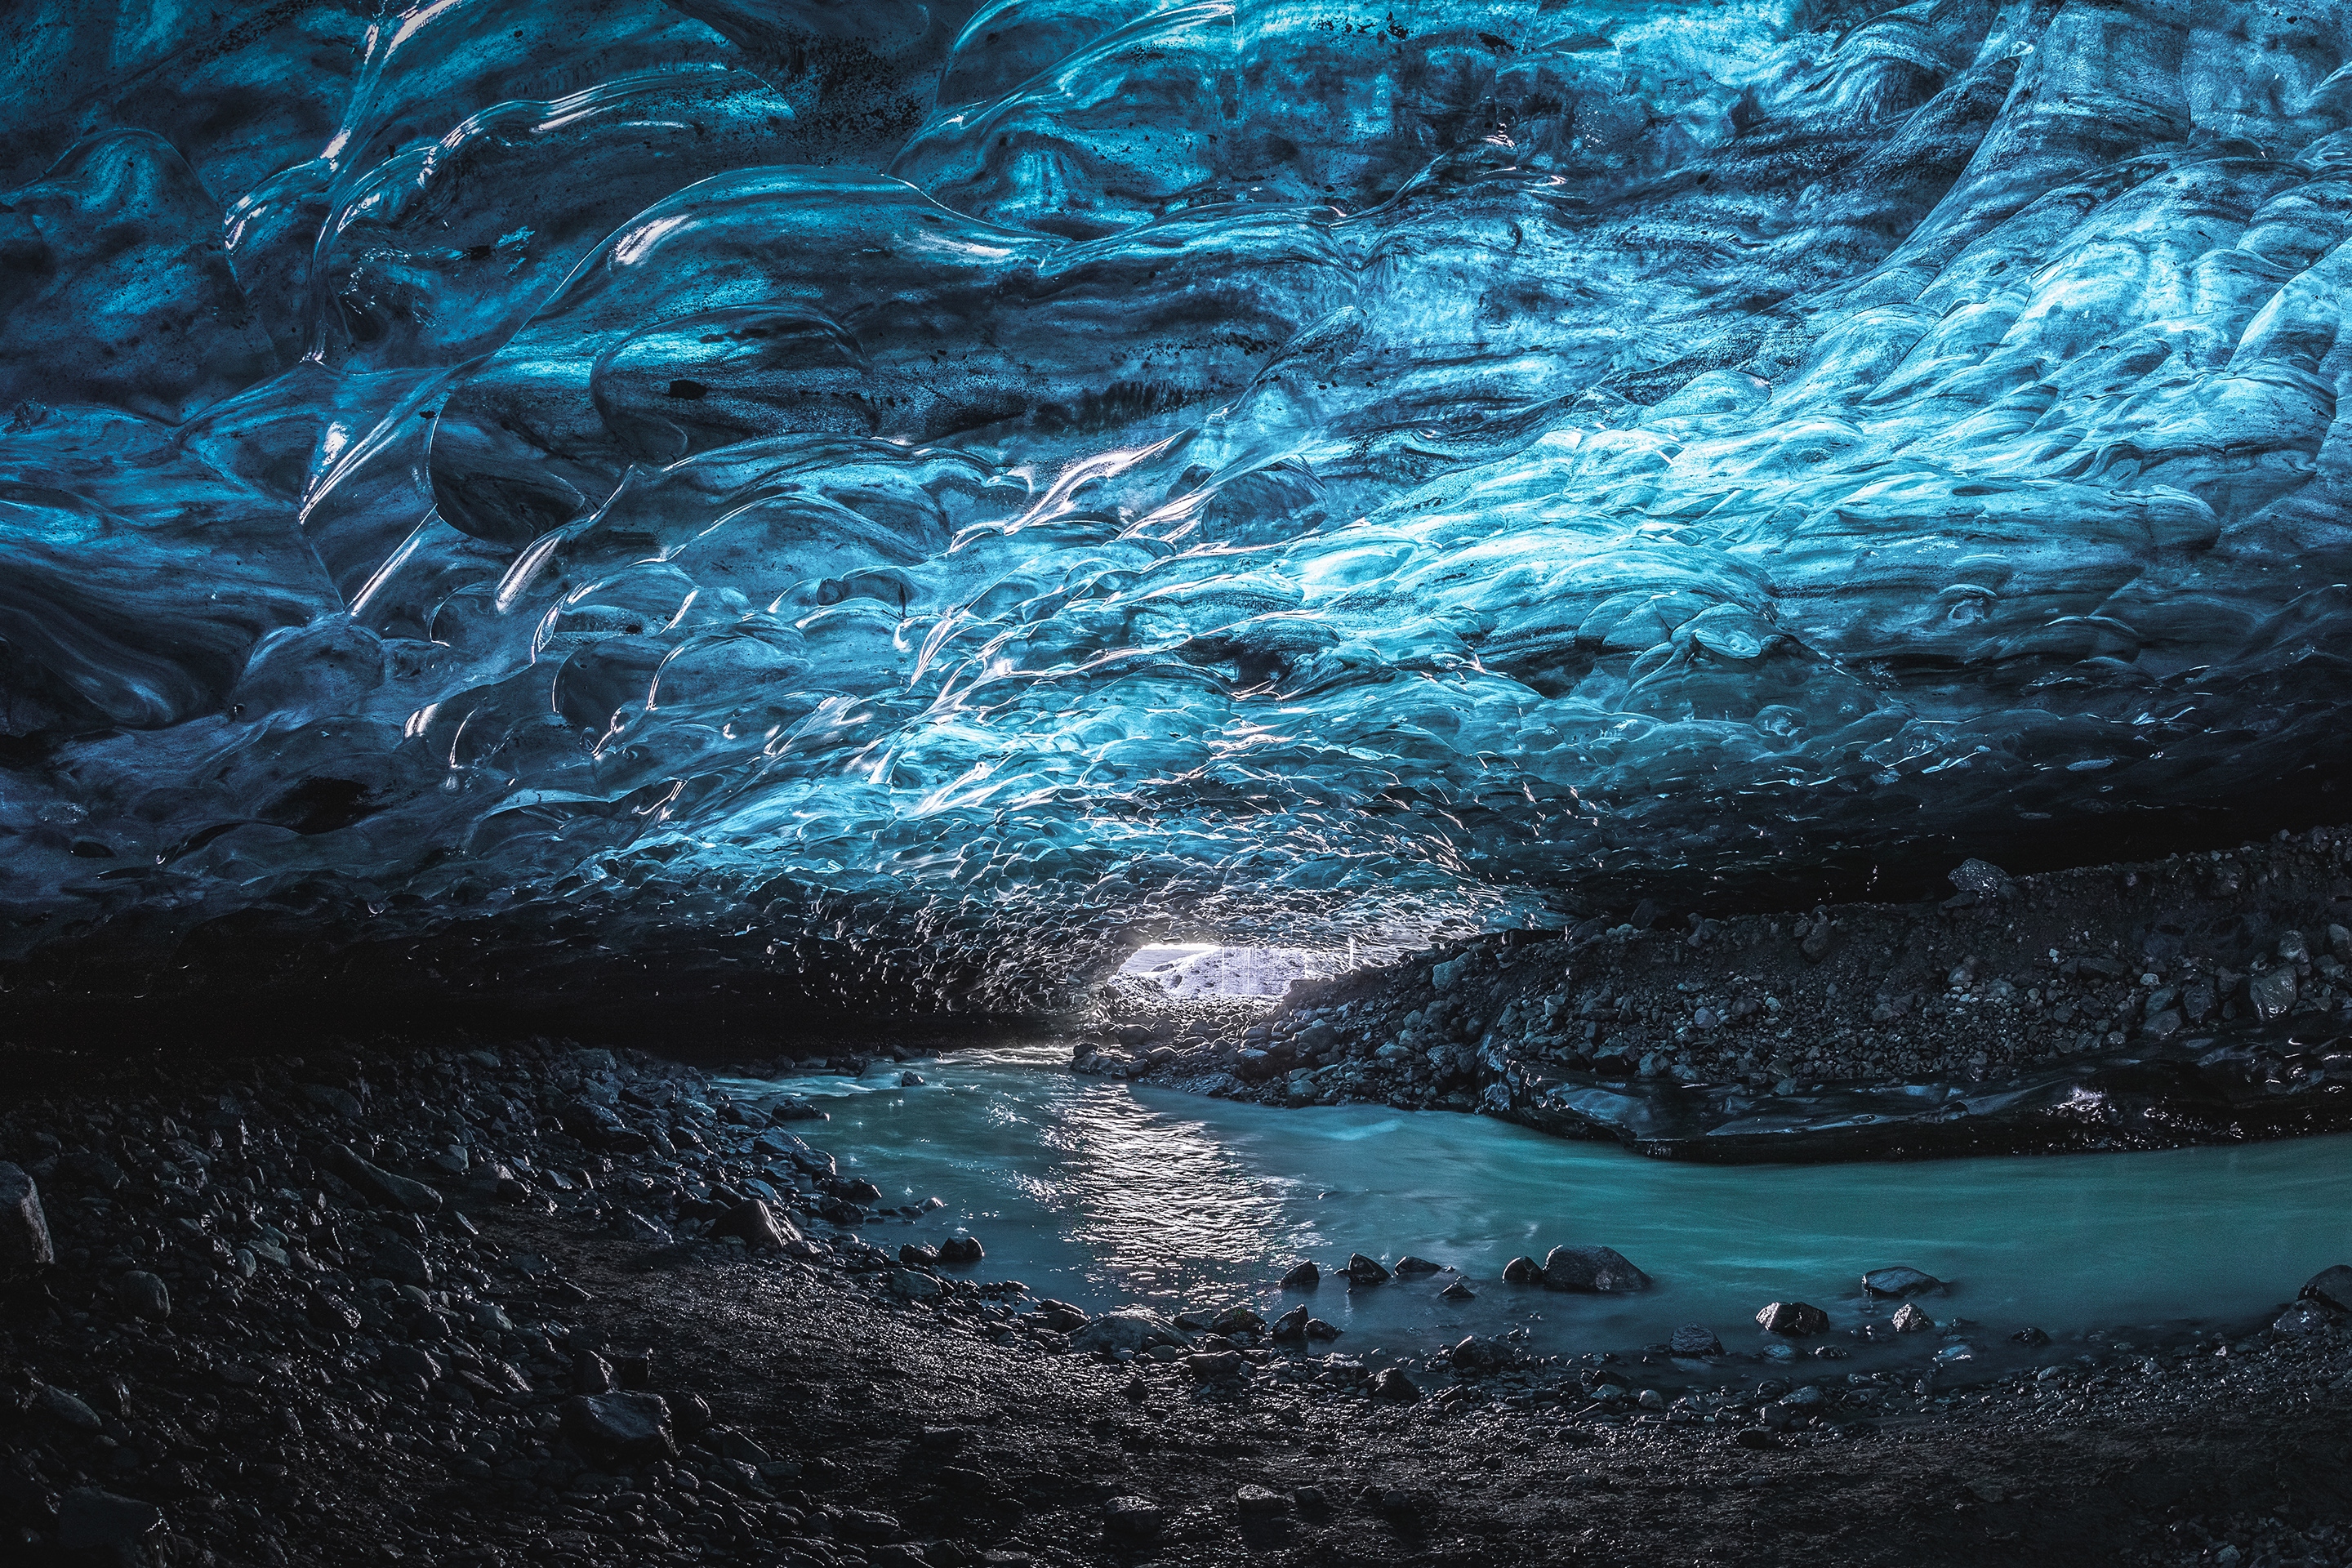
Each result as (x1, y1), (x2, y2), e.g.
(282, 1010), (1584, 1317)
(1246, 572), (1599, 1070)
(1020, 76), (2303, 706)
(1891, 1303), (1933, 1333)
(1281, 1259), (1320, 1290)
(1862, 1265), (1944, 1298)
(1395, 1255), (1443, 1276)
(1502, 1255), (1544, 1285)
(1441, 1279), (1476, 1302)
(1757, 1301), (1830, 1336)
(1346, 1253), (1391, 1287)
(1541, 1245), (1650, 1294)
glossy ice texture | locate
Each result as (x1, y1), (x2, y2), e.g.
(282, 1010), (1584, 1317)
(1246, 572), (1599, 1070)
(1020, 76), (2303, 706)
(4, 0), (2351, 1014)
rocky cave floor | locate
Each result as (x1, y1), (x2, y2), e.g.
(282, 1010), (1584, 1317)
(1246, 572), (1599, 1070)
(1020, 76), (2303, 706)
(2, 1027), (2352, 1568)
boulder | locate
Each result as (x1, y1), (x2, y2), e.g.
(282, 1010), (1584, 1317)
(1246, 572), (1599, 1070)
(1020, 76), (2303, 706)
(1236, 1484), (1290, 1519)
(383, 1346), (443, 1383)
(57, 1488), (163, 1556)
(325, 1143), (442, 1214)
(1668, 1324), (1722, 1356)
(1541, 1245), (1650, 1294)
(886, 1269), (943, 1302)
(558, 1099), (651, 1154)
(1345, 1253), (1391, 1286)
(710, 1199), (800, 1250)
(0, 1163), (54, 1267)
(1187, 1351), (1245, 1379)
(937, 1235), (984, 1265)
(1272, 1306), (1311, 1343)
(2274, 1303), (2332, 1334)
(1861, 1265), (1943, 1298)
(2301, 1264), (2352, 1314)
(1070, 1311), (1183, 1355)
(1103, 1496), (1163, 1541)
(1440, 1279), (1476, 1302)
(2249, 967), (2297, 1022)
(1394, 1255), (1443, 1276)
(1502, 1255), (1544, 1285)
(1306, 1317), (1340, 1341)
(560, 1391), (676, 1461)
(1890, 1303), (1932, 1333)
(1756, 1301), (1830, 1336)
(1370, 1367), (1419, 1401)
(1209, 1305), (1266, 1336)
(1280, 1259), (1321, 1290)
(118, 1270), (170, 1322)
(1449, 1335), (1508, 1372)
(35, 1383), (103, 1432)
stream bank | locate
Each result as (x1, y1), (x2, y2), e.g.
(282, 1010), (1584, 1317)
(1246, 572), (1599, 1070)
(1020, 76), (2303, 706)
(2, 1036), (2351, 1566)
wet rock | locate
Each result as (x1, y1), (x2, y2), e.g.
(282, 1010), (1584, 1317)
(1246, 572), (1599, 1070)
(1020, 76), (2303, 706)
(326, 1143), (442, 1214)
(1370, 1367), (1419, 1401)
(900, 1243), (940, 1267)
(1441, 1279), (1476, 1302)
(1187, 1351), (1245, 1379)
(375, 1239), (433, 1287)
(117, 1270), (170, 1322)
(2249, 968), (2298, 1022)
(1103, 1495), (1163, 1540)
(2274, 1303), (2332, 1334)
(1346, 1253), (1391, 1287)
(1502, 1255), (1544, 1285)
(1541, 1245), (1650, 1294)
(1669, 1325), (1723, 1356)
(832, 1508), (903, 1544)
(1306, 1317), (1340, 1340)
(887, 1269), (943, 1302)
(1071, 1311), (1181, 1354)
(1272, 1306), (1311, 1343)
(1236, 1483), (1290, 1519)
(899, 1071), (925, 1087)
(1735, 1428), (1778, 1450)
(1861, 1266), (1943, 1298)
(2011, 1327), (2051, 1347)
(561, 1391), (676, 1461)
(0, 1162), (54, 1267)
(35, 1383), (103, 1431)
(1449, 1334), (1508, 1372)
(937, 1235), (984, 1265)
(558, 1100), (650, 1154)
(1281, 1260), (1320, 1290)
(1757, 1302), (1830, 1337)
(1891, 1303), (1933, 1333)
(307, 1290), (362, 1334)
(1394, 1255), (1442, 1276)
(2301, 1265), (2352, 1313)
(574, 1350), (615, 1394)
(384, 1345), (443, 1383)
(1209, 1306), (1266, 1336)
(709, 1198), (800, 1250)
(56, 1487), (163, 1556)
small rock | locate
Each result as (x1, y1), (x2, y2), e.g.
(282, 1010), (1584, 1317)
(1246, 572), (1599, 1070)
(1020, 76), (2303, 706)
(2249, 967), (2298, 1021)
(887, 1269), (943, 1302)
(1280, 1260), (1321, 1290)
(326, 1143), (442, 1214)
(0, 1162), (54, 1267)
(1210, 1305), (1266, 1336)
(710, 1198), (801, 1250)
(1890, 1303), (1933, 1334)
(35, 1383), (102, 1432)
(938, 1235), (985, 1265)
(1502, 1255), (1544, 1285)
(374, 1240), (433, 1288)
(384, 1346), (443, 1383)
(1102, 1496), (1162, 1541)
(2274, 1303), (2332, 1334)
(1860, 1265), (1942, 1298)
(56, 1488), (163, 1554)
(1735, 1428), (1777, 1450)
(1272, 1306), (1311, 1343)
(1187, 1351), (1245, 1379)
(561, 1391), (676, 1461)
(117, 1270), (170, 1322)
(899, 1071), (925, 1087)
(1637, 1388), (1666, 1410)
(1370, 1367), (1419, 1401)
(1669, 1325), (1722, 1356)
(1449, 1335), (1508, 1372)
(1071, 1311), (1181, 1355)
(2010, 1327), (2051, 1347)
(1393, 1255), (1442, 1276)
(1235, 1484), (1290, 1519)
(1756, 1302), (1830, 1337)
(2301, 1264), (2352, 1314)
(1541, 1245), (1650, 1294)
(1345, 1253), (1390, 1287)
(899, 1243), (941, 1267)
(1440, 1279), (1476, 1302)
(1306, 1317), (1339, 1340)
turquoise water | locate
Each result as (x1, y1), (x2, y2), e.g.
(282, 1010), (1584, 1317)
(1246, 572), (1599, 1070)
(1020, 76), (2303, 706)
(722, 1045), (2352, 1358)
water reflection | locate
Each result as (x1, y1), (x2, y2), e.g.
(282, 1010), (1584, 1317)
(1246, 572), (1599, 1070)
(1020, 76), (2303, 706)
(721, 1045), (2352, 1356)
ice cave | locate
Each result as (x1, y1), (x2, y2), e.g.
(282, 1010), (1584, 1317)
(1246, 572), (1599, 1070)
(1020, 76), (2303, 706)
(4, 0), (2352, 1563)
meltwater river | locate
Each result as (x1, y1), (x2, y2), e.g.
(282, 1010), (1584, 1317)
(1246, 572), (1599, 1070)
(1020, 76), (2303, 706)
(721, 1045), (2352, 1359)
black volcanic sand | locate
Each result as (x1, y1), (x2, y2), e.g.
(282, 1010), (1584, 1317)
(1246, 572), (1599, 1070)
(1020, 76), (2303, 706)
(4, 1037), (2352, 1567)
(1075, 825), (2352, 1160)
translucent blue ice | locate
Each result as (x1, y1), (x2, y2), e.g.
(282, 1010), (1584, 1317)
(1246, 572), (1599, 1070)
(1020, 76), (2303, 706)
(3, 0), (2350, 1011)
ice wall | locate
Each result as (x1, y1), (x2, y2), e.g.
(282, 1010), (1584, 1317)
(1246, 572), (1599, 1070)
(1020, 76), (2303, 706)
(3, 0), (2350, 1023)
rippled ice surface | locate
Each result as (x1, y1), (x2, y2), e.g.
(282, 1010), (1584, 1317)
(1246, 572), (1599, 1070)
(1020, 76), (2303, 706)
(9, 0), (2352, 1016)
(727, 1047), (2352, 1356)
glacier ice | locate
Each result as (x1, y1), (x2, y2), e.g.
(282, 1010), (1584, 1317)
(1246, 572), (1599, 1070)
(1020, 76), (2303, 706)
(3, 0), (2352, 1022)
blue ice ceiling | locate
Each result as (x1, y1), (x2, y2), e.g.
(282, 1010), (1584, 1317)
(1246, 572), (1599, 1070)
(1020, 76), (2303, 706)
(2, 0), (2350, 1017)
